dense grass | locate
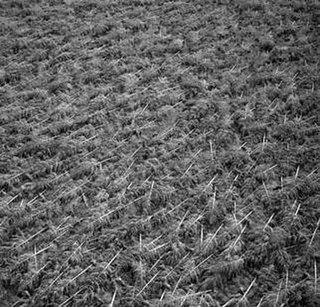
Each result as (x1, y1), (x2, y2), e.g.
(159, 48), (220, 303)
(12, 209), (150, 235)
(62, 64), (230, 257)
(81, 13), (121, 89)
(0, 0), (319, 306)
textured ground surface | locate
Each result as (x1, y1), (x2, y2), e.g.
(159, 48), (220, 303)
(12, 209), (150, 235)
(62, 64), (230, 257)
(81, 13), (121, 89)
(0, 0), (320, 306)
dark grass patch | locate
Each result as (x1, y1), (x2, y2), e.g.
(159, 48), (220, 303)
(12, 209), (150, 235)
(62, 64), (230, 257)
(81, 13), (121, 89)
(0, 0), (319, 306)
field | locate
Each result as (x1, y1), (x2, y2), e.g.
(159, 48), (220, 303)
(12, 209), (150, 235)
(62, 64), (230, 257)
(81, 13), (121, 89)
(0, 0), (320, 306)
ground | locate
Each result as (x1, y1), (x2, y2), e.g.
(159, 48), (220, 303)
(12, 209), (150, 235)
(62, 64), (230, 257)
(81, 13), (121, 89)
(0, 0), (320, 306)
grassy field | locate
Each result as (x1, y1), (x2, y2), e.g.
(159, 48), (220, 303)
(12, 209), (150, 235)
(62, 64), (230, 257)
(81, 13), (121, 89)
(0, 0), (319, 306)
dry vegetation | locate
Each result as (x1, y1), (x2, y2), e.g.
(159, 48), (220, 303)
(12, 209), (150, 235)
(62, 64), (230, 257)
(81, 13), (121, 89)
(0, 0), (320, 306)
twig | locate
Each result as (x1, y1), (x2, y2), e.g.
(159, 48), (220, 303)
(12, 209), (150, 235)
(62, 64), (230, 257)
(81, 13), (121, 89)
(22, 262), (49, 288)
(263, 213), (274, 231)
(136, 271), (160, 296)
(18, 243), (54, 264)
(315, 260), (317, 295)
(204, 224), (223, 249)
(148, 242), (168, 253)
(126, 146), (142, 161)
(285, 270), (289, 291)
(109, 289), (117, 307)
(200, 226), (203, 245)
(295, 165), (300, 180)
(167, 290), (211, 303)
(165, 199), (188, 217)
(263, 164), (277, 174)
(263, 181), (269, 198)
(275, 280), (283, 306)
(14, 227), (48, 249)
(236, 210), (253, 227)
(294, 203), (301, 216)
(172, 276), (183, 295)
(147, 181), (154, 205)
(160, 291), (166, 301)
(149, 253), (166, 273)
(230, 225), (246, 249)
(101, 251), (121, 274)
(4, 194), (19, 206)
(256, 297), (264, 307)
(174, 253), (214, 294)
(209, 140), (214, 160)
(262, 133), (267, 150)
(48, 271), (65, 289)
(210, 189), (217, 211)
(182, 162), (194, 177)
(177, 210), (189, 230)
(66, 265), (92, 287)
(145, 235), (162, 248)
(164, 254), (190, 279)
(309, 218), (320, 246)
(239, 277), (256, 304)
(58, 288), (84, 307)
(202, 175), (217, 193)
